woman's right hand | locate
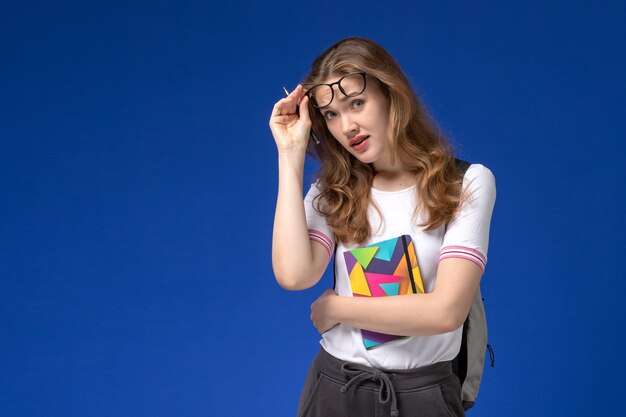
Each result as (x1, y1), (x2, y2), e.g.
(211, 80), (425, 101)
(269, 84), (312, 154)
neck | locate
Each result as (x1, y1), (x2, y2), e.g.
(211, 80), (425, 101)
(371, 155), (409, 178)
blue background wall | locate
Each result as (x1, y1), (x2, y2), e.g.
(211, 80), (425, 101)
(1, 1), (624, 416)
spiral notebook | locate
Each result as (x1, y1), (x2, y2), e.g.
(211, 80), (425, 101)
(343, 234), (424, 349)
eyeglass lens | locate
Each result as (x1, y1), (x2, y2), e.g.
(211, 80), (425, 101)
(309, 73), (366, 108)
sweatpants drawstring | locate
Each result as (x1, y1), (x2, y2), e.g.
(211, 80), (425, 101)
(340, 363), (399, 417)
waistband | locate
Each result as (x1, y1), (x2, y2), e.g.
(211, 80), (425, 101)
(313, 347), (456, 417)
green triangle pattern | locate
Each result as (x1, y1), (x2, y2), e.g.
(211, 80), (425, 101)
(351, 247), (379, 269)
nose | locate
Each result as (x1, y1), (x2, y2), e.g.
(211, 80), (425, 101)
(341, 113), (358, 137)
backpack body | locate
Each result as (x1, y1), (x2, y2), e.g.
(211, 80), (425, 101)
(453, 286), (490, 411)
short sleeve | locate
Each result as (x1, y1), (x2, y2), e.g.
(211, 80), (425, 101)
(440, 164), (496, 273)
(304, 181), (336, 260)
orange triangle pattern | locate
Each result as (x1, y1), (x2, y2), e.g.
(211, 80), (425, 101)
(349, 261), (371, 296)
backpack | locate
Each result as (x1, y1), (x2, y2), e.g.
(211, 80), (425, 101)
(331, 158), (494, 411)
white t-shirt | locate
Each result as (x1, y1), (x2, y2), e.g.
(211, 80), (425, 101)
(303, 163), (496, 369)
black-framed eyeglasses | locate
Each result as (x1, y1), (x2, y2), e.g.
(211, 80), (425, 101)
(305, 72), (367, 109)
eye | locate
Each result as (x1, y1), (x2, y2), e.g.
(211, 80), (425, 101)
(351, 99), (364, 109)
(324, 111), (337, 121)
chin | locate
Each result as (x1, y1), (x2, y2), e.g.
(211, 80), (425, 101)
(352, 153), (376, 165)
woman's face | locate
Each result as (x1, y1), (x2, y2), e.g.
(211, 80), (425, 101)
(316, 75), (392, 170)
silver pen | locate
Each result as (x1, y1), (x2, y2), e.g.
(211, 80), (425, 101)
(283, 86), (320, 145)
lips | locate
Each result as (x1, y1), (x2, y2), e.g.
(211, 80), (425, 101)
(349, 135), (369, 147)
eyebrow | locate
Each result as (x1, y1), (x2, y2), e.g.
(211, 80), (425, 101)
(323, 93), (362, 112)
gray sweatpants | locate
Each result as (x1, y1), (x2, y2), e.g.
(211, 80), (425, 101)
(296, 347), (465, 417)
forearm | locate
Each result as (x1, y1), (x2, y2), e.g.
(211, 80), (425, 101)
(331, 293), (457, 336)
(272, 151), (315, 289)
(321, 258), (481, 336)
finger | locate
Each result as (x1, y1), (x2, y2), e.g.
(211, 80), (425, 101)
(271, 98), (295, 117)
(290, 84), (304, 100)
(280, 85), (303, 109)
(270, 115), (295, 126)
(299, 94), (311, 125)
(280, 85), (304, 103)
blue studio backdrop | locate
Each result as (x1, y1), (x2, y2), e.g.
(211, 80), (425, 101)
(1, 1), (625, 416)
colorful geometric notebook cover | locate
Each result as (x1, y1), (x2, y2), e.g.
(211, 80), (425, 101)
(343, 234), (424, 349)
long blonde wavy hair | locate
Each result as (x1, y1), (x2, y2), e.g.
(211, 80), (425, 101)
(303, 37), (467, 246)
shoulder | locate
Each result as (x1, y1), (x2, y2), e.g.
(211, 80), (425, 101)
(463, 163), (495, 181)
(455, 163), (497, 214)
(463, 164), (496, 193)
(442, 163), (497, 261)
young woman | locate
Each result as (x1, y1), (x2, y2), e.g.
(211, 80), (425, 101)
(269, 37), (496, 417)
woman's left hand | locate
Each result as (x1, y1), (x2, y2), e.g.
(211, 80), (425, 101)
(310, 289), (340, 334)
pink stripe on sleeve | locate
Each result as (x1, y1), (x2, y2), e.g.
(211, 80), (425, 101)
(439, 245), (487, 272)
(308, 229), (334, 260)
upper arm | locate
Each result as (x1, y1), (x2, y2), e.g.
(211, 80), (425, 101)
(433, 164), (496, 330)
(432, 258), (483, 331)
(302, 181), (335, 289)
(308, 238), (333, 288)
